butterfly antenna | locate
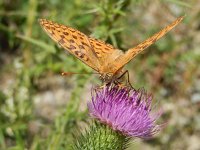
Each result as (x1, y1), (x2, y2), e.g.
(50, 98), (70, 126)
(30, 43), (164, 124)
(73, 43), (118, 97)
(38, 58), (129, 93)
(61, 72), (99, 76)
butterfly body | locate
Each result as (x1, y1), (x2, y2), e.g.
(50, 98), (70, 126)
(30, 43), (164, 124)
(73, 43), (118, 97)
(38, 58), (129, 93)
(39, 16), (184, 84)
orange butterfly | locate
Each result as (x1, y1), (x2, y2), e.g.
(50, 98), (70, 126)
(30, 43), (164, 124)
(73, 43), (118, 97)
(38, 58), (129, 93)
(39, 16), (184, 83)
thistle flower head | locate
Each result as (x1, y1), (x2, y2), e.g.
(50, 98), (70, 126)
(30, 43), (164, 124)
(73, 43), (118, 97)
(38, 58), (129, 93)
(88, 84), (162, 139)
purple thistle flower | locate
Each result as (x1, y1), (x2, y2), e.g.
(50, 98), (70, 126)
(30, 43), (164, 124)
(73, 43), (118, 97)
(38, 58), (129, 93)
(88, 84), (162, 139)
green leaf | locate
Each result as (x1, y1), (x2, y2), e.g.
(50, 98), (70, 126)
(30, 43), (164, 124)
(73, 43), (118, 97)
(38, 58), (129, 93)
(16, 34), (56, 53)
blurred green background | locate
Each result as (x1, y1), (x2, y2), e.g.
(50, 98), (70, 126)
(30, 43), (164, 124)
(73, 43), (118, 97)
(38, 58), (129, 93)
(0, 0), (199, 149)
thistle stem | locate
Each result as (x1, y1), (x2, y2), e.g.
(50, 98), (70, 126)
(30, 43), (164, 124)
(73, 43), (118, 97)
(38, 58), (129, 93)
(73, 122), (130, 150)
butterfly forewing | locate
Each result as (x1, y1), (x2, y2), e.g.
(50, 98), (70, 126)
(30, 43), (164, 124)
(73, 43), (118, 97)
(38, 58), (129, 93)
(112, 16), (184, 72)
(39, 19), (100, 71)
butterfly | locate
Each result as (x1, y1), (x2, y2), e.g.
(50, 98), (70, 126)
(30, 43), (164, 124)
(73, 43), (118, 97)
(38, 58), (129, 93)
(39, 16), (184, 84)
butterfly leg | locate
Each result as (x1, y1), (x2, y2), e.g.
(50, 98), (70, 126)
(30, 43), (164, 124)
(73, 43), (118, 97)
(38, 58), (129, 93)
(117, 70), (133, 89)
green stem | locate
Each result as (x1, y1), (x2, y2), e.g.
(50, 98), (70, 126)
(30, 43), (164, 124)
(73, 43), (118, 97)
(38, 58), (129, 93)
(23, 0), (38, 67)
(73, 122), (130, 150)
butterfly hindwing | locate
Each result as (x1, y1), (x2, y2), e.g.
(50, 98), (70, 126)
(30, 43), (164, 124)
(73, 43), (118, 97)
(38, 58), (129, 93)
(89, 38), (115, 58)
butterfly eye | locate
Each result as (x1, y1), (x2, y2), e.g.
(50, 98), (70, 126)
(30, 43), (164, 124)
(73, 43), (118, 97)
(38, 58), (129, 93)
(105, 73), (113, 81)
(106, 73), (113, 77)
(99, 73), (113, 82)
(99, 75), (104, 81)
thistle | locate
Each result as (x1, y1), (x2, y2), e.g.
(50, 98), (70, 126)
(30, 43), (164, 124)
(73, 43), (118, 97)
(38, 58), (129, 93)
(73, 84), (162, 149)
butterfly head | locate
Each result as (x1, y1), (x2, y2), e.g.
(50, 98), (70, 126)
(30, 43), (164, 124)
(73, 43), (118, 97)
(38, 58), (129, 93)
(99, 73), (114, 83)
